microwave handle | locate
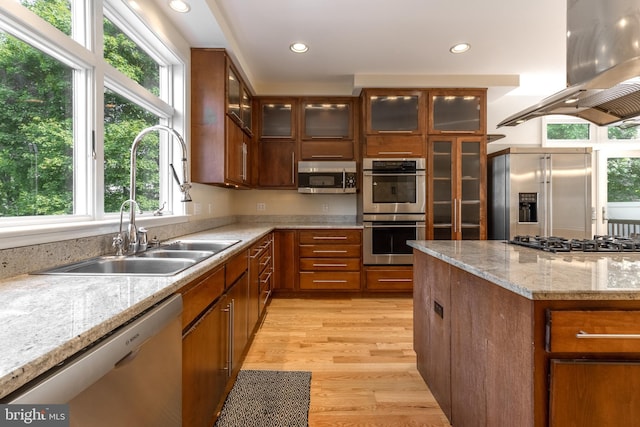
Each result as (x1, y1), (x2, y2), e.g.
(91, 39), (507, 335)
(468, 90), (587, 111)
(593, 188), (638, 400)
(342, 169), (346, 192)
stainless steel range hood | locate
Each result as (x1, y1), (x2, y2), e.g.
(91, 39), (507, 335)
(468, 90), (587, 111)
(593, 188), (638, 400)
(499, 0), (640, 127)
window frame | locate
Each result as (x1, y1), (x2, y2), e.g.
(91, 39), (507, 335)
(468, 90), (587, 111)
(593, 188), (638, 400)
(0, 0), (190, 249)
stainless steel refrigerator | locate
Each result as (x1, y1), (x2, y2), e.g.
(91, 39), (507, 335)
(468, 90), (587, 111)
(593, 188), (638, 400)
(488, 147), (594, 240)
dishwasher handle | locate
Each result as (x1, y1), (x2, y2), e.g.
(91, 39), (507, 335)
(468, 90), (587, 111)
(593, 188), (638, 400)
(3, 294), (183, 404)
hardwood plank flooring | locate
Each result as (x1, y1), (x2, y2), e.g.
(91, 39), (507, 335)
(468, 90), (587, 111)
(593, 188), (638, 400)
(241, 297), (452, 427)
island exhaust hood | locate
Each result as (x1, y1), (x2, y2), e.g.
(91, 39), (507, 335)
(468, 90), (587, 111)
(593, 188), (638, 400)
(499, 0), (640, 127)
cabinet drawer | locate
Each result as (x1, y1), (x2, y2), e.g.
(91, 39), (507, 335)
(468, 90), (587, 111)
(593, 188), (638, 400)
(365, 267), (413, 291)
(300, 141), (354, 161)
(258, 247), (272, 272)
(299, 271), (361, 290)
(181, 266), (225, 329)
(299, 229), (361, 245)
(299, 244), (361, 258)
(299, 258), (361, 271)
(226, 251), (248, 286)
(547, 310), (640, 353)
(365, 135), (425, 157)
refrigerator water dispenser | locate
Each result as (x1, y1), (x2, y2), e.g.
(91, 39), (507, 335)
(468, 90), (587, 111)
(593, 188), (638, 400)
(518, 193), (538, 223)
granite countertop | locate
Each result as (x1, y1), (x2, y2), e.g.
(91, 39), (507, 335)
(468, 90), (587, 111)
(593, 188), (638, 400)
(409, 240), (640, 300)
(0, 222), (362, 400)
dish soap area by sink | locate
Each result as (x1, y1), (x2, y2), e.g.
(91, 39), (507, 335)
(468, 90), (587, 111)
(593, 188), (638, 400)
(33, 239), (240, 276)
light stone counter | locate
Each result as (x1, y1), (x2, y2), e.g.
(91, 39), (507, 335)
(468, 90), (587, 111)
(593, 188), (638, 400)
(0, 222), (361, 399)
(408, 240), (640, 300)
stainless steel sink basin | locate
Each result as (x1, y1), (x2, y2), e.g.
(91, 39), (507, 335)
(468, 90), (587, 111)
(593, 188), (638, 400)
(137, 249), (214, 260)
(37, 256), (197, 276)
(33, 239), (241, 276)
(161, 239), (240, 252)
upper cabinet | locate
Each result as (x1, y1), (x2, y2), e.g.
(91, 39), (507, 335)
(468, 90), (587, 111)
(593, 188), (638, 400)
(363, 89), (424, 134)
(241, 87), (253, 136)
(361, 89), (426, 158)
(300, 97), (356, 160)
(191, 48), (253, 188)
(257, 98), (298, 188)
(428, 89), (486, 135)
(259, 100), (296, 140)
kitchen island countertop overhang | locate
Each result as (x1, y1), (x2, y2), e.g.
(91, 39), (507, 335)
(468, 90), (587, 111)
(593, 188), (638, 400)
(408, 240), (640, 300)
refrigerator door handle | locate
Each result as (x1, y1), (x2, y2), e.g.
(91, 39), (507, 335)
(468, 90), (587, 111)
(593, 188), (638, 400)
(546, 155), (552, 236)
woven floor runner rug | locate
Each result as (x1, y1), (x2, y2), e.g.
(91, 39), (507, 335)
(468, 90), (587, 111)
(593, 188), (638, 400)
(214, 369), (312, 427)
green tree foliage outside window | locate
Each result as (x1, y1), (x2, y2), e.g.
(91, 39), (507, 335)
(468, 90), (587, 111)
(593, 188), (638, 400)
(547, 123), (590, 140)
(608, 126), (640, 140)
(608, 158), (640, 202)
(0, 30), (73, 216)
(0, 0), (163, 217)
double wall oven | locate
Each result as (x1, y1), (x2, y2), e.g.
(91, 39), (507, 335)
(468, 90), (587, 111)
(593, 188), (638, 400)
(362, 158), (426, 265)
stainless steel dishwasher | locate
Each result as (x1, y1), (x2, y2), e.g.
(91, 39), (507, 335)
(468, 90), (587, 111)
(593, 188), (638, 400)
(2, 294), (183, 426)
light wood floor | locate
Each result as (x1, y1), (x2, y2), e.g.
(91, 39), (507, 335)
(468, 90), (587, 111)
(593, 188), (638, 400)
(241, 297), (452, 427)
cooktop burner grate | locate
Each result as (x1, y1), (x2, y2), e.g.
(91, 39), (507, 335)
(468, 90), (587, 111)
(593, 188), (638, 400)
(510, 235), (640, 253)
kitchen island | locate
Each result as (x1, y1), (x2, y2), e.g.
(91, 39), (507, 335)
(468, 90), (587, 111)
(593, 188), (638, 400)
(409, 240), (640, 427)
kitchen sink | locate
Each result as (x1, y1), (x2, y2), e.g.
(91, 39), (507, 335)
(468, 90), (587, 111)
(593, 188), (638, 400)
(137, 249), (214, 260)
(37, 256), (197, 276)
(161, 240), (240, 252)
(34, 239), (241, 276)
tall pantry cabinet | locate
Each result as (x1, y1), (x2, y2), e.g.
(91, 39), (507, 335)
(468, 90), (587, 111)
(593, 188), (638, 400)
(426, 89), (487, 240)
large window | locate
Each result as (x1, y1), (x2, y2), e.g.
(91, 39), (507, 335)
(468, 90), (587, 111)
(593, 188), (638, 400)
(0, 0), (186, 235)
(0, 29), (74, 217)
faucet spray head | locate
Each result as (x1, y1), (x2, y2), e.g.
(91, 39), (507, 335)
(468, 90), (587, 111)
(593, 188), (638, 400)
(170, 162), (192, 202)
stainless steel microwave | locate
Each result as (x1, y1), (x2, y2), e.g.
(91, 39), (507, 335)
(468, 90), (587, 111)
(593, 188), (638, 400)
(298, 161), (357, 194)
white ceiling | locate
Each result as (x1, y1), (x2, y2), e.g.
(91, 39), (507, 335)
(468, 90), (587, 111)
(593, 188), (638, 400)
(153, 0), (568, 102)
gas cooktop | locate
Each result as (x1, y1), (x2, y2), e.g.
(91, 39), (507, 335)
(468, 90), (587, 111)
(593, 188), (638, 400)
(510, 235), (640, 253)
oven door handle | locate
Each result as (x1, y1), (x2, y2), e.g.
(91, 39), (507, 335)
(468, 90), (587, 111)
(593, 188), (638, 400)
(363, 172), (425, 177)
(364, 223), (426, 228)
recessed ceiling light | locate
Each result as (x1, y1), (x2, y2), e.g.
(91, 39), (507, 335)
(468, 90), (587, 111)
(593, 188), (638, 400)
(290, 42), (309, 53)
(169, 0), (190, 13)
(450, 43), (471, 54)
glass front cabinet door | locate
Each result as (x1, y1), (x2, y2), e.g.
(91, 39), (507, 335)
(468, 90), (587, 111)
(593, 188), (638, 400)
(300, 98), (355, 160)
(428, 89), (486, 135)
(428, 136), (486, 240)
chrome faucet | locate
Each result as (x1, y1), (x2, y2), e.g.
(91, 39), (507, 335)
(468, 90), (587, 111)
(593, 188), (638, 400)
(115, 125), (192, 255)
(113, 199), (143, 256)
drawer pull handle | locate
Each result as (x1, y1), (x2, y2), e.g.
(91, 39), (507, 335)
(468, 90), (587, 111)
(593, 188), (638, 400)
(313, 280), (348, 283)
(576, 330), (640, 339)
(313, 263), (348, 267)
(313, 250), (348, 253)
(378, 278), (412, 282)
(313, 236), (348, 240)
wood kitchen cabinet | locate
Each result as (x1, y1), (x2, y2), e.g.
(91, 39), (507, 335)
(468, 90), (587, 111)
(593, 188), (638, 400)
(427, 135), (486, 240)
(257, 98), (298, 188)
(181, 266), (229, 427)
(180, 247), (260, 427)
(191, 49), (253, 187)
(298, 229), (361, 291)
(248, 233), (273, 329)
(414, 249), (640, 427)
(428, 89), (486, 135)
(546, 310), (640, 427)
(364, 265), (413, 292)
(361, 88), (426, 158)
(414, 251), (534, 427)
(300, 97), (356, 160)
(272, 229), (297, 292)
